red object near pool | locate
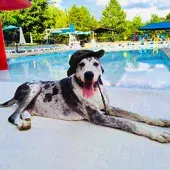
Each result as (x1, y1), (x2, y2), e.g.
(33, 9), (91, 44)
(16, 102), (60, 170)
(0, 21), (8, 70)
(0, 0), (31, 70)
(0, 0), (31, 10)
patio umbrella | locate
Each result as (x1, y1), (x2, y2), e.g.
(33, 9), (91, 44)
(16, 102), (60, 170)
(0, 0), (31, 70)
(3, 25), (20, 52)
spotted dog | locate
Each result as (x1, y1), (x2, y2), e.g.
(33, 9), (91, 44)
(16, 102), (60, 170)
(1, 49), (170, 143)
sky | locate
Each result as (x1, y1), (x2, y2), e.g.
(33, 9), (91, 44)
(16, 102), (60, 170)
(51, 0), (170, 22)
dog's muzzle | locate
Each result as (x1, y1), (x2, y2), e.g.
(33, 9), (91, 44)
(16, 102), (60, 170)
(84, 71), (94, 82)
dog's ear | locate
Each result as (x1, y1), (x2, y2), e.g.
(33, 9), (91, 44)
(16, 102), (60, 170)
(101, 66), (104, 74)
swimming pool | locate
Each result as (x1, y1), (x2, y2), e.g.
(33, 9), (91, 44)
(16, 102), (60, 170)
(2, 49), (170, 90)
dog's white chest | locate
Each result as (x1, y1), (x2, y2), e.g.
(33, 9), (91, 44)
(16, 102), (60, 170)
(88, 90), (106, 110)
(73, 82), (108, 110)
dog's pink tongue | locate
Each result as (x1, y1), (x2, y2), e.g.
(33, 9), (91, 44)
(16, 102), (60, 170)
(83, 82), (94, 98)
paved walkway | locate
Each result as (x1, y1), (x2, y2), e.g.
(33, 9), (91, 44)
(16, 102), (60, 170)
(0, 82), (170, 170)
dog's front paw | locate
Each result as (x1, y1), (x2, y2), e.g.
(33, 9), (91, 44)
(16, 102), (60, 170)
(158, 119), (170, 127)
(17, 119), (31, 131)
(148, 119), (170, 127)
(150, 131), (170, 143)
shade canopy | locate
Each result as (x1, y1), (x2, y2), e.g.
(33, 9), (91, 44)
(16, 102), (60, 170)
(51, 28), (69, 34)
(0, 0), (31, 10)
(93, 27), (113, 33)
(50, 23), (91, 35)
(51, 30), (91, 35)
(3, 25), (18, 31)
(70, 31), (91, 35)
(139, 22), (170, 30)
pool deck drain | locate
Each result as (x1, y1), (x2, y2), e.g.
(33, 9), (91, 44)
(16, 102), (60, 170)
(0, 82), (170, 170)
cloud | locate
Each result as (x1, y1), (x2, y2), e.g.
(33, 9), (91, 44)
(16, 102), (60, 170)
(95, 0), (170, 10)
(89, 0), (170, 21)
(119, 0), (153, 9)
(94, 0), (170, 21)
(95, 0), (153, 8)
(86, 0), (95, 2)
(120, 0), (170, 21)
(122, 2), (151, 9)
(96, 0), (109, 6)
(125, 7), (169, 21)
(119, 0), (170, 10)
(49, 0), (63, 9)
(156, 0), (170, 10)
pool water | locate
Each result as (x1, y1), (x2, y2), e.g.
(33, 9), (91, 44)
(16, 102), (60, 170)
(2, 49), (170, 90)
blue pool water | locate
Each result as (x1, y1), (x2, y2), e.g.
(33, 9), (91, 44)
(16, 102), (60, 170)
(2, 49), (170, 90)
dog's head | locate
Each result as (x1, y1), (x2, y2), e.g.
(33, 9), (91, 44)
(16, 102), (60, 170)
(67, 49), (105, 98)
(75, 57), (104, 83)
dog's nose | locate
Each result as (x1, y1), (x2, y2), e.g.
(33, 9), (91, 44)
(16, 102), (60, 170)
(84, 71), (94, 81)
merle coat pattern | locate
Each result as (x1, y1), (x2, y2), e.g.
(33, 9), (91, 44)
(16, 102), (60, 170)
(1, 55), (170, 143)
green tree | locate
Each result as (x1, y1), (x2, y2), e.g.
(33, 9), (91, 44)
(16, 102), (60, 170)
(16, 0), (49, 43)
(100, 0), (126, 33)
(44, 6), (68, 29)
(123, 16), (143, 41)
(125, 20), (133, 40)
(43, 5), (57, 29)
(90, 16), (99, 30)
(100, 0), (126, 41)
(68, 5), (98, 31)
(132, 16), (143, 29)
(55, 9), (68, 28)
(149, 14), (165, 23)
(165, 13), (170, 21)
(0, 11), (19, 27)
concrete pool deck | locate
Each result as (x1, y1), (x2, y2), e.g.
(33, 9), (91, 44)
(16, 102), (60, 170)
(0, 82), (170, 170)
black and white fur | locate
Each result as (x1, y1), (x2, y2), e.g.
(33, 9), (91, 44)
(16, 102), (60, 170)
(1, 56), (170, 143)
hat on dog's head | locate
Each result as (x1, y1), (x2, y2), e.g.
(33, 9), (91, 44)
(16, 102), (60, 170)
(67, 49), (105, 76)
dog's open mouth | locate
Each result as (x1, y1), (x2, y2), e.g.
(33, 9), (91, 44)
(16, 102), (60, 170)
(83, 81), (96, 98)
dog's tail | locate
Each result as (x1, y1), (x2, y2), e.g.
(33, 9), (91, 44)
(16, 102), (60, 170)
(0, 98), (15, 108)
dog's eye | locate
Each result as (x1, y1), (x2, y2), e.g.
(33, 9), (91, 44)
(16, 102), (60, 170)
(93, 62), (99, 67)
(79, 62), (85, 67)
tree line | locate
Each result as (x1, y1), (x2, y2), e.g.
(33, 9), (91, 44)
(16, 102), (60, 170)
(0, 0), (170, 44)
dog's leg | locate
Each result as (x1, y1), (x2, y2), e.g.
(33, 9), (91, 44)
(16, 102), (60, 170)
(86, 107), (170, 143)
(8, 84), (41, 130)
(21, 111), (31, 121)
(107, 106), (170, 127)
(8, 106), (32, 131)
